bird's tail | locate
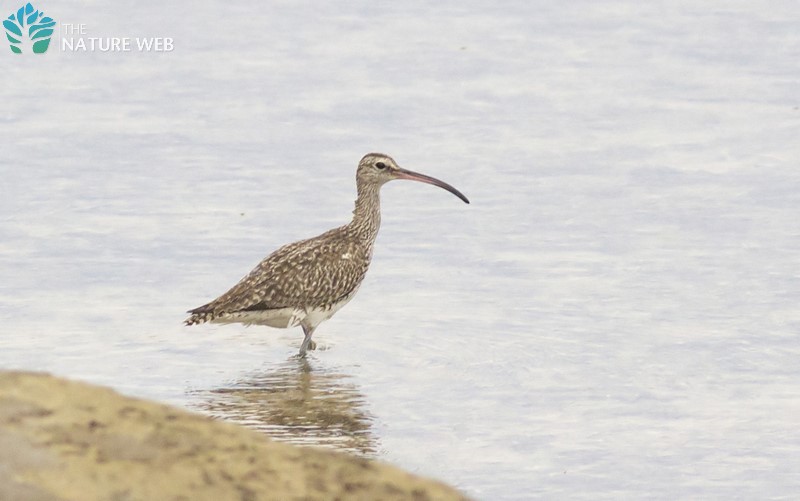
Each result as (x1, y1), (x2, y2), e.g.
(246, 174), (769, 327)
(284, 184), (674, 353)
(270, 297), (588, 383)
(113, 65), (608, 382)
(184, 304), (215, 326)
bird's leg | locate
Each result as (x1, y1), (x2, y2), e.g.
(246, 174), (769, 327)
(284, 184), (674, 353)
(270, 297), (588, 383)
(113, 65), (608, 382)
(299, 324), (317, 356)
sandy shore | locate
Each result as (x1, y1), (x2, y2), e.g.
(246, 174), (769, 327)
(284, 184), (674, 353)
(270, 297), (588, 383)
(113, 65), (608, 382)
(0, 371), (469, 501)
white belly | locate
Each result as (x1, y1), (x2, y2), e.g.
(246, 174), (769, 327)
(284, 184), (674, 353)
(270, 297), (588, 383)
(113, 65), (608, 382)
(210, 294), (356, 330)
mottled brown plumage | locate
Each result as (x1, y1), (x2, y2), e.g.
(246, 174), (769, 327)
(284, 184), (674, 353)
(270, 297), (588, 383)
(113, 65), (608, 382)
(185, 153), (469, 356)
(185, 229), (372, 323)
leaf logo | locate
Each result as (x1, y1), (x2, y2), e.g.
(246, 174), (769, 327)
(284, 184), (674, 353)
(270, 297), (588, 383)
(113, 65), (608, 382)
(4, 3), (55, 54)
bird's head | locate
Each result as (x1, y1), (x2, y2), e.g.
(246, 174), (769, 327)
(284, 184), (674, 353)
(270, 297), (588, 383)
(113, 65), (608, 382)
(356, 153), (470, 204)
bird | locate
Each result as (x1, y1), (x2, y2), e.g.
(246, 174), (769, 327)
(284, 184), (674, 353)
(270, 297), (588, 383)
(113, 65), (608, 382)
(185, 153), (469, 356)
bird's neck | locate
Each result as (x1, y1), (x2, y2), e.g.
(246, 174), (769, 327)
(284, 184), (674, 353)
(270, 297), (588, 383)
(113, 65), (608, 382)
(349, 182), (381, 243)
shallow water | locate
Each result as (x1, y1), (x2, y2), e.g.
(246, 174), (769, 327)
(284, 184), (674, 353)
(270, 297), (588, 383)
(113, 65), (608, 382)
(2, 1), (800, 499)
(193, 358), (377, 456)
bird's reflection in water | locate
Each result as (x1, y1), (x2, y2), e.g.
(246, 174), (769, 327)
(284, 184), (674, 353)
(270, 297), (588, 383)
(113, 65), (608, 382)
(193, 357), (377, 456)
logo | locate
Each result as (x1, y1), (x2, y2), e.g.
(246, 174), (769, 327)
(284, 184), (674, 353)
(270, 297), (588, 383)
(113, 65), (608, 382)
(4, 3), (55, 54)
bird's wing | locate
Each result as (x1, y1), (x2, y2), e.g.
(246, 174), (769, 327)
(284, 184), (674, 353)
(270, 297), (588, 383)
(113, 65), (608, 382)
(189, 231), (369, 318)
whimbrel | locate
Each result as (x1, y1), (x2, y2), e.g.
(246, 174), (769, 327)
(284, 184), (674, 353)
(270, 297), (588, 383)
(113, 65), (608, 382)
(185, 153), (469, 356)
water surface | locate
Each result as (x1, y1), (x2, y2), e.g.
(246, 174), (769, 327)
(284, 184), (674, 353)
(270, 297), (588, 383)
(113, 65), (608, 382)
(2, 1), (799, 499)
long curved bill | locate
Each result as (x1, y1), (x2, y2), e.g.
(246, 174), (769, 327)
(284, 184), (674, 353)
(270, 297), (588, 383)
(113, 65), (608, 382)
(394, 167), (470, 204)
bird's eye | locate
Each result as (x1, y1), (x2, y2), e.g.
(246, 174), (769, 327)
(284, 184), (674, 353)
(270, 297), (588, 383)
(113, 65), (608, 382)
(375, 162), (387, 170)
